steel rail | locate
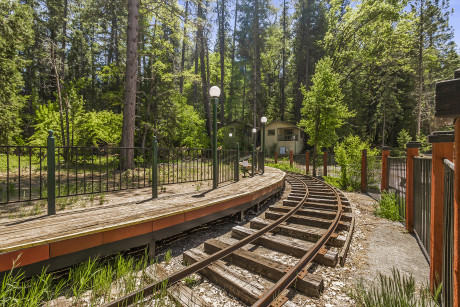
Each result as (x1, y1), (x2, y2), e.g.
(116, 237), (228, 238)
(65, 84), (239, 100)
(252, 174), (344, 307)
(103, 174), (309, 307)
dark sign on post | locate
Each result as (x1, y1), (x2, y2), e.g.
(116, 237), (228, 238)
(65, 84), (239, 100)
(435, 73), (460, 118)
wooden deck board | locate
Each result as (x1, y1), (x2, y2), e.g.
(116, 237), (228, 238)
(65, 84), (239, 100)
(0, 168), (285, 254)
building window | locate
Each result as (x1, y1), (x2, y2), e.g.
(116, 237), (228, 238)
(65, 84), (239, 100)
(268, 129), (275, 136)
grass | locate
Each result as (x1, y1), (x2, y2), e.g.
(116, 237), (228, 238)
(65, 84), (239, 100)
(350, 268), (440, 307)
(266, 162), (304, 174)
(374, 191), (403, 221)
(0, 249), (154, 306)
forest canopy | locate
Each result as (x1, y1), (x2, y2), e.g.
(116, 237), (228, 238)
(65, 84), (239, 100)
(0, 0), (458, 151)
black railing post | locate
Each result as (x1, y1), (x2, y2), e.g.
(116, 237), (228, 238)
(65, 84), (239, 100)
(235, 143), (239, 182)
(47, 130), (56, 215)
(152, 136), (158, 199)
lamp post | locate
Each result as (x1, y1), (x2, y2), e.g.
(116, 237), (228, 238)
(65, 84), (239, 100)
(261, 116), (267, 174)
(209, 86), (220, 189)
(252, 128), (257, 176)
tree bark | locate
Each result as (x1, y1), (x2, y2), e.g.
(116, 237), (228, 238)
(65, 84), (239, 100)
(218, 0), (226, 125)
(198, 2), (212, 137)
(280, 0), (286, 121)
(121, 0), (139, 170)
(229, 0), (238, 123)
(179, 0), (189, 93)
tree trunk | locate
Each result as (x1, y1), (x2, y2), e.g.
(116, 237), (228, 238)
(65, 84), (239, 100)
(253, 0), (260, 128)
(229, 0), (238, 123)
(416, 0), (424, 137)
(179, 0), (189, 93)
(198, 2), (212, 137)
(280, 0), (286, 121)
(219, 0), (226, 126)
(121, 0), (139, 170)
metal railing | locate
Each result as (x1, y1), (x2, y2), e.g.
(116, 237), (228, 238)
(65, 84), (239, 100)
(1, 143), (238, 207)
(387, 157), (407, 219)
(0, 145), (48, 204)
(442, 159), (454, 307)
(413, 157), (432, 257)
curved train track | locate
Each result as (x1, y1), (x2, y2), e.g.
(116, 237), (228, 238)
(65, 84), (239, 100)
(104, 172), (354, 307)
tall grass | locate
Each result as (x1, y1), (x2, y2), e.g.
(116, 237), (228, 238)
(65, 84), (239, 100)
(374, 191), (402, 221)
(0, 249), (155, 306)
(350, 268), (439, 307)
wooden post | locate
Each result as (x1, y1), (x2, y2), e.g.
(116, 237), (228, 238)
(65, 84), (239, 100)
(323, 151), (328, 177)
(428, 131), (454, 292)
(455, 118), (460, 306)
(361, 149), (367, 193)
(405, 141), (421, 233)
(434, 68), (460, 305)
(289, 150), (293, 166)
(381, 146), (391, 191)
(306, 151), (310, 175)
(274, 151), (278, 164)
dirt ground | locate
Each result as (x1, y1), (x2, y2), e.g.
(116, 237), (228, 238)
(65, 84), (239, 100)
(155, 189), (430, 307)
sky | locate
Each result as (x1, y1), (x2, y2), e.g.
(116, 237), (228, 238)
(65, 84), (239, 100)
(450, 0), (460, 49)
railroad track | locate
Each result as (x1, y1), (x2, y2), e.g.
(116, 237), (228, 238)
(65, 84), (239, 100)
(104, 172), (354, 307)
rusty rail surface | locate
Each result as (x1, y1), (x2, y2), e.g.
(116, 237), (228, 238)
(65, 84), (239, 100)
(104, 172), (344, 307)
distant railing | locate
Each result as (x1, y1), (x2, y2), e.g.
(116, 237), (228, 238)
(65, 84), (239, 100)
(413, 156), (432, 257)
(387, 157), (407, 219)
(0, 142), (238, 207)
(442, 159), (454, 307)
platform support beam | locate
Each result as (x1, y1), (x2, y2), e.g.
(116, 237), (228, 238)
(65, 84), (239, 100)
(428, 131), (454, 292)
(306, 151), (310, 175)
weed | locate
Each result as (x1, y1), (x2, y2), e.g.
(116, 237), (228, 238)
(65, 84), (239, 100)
(99, 193), (106, 206)
(183, 274), (199, 288)
(195, 183), (202, 192)
(164, 249), (172, 264)
(350, 268), (439, 306)
(89, 193), (96, 203)
(374, 191), (402, 221)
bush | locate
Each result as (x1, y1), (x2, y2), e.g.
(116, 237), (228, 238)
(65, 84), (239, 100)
(334, 135), (378, 190)
(374, 191), (402, 221)
(350, 268), (439, 307)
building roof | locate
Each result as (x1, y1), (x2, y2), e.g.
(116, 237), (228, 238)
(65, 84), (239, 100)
(265, 120), (303, 130)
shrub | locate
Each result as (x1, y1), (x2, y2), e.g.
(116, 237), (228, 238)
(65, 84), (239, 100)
(374, 191), (402, 221)
(350, 268), (439, 307)
(334, 135), (378, 190)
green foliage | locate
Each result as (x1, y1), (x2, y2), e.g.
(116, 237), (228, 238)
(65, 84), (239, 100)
(0, 0), (33, 144)
(397, 129), (412, 150)
(266, 162), (303, 174)
(334, 135), (378, 190)
(374, 191), (402, 221)
(350, 268), (438, 307)
(300, 57), (353, 151)
(29, 101), (122, 147)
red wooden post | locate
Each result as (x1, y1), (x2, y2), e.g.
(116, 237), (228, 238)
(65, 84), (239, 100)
(435, 68), (460, 305)
(455, 119), (460, 305)
(289, 150), (293, 166)
(274, 151), (278, 164)
(323, 151), (328, 177)
(381, 146), (391, 191)
(306, 151), (310, 175)
(428, 131), (454, 291)
(361, 149), (367, 193)
(405, 141), (421, 233)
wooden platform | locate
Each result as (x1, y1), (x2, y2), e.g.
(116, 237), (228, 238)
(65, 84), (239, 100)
(0, 167), (285, 275)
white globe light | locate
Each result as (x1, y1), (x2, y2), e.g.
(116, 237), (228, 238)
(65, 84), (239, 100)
(252, 128), (257, 133)
(209, 86), (221, 98)
(229, 133), (233, 137)
(261, 116), (267, 124)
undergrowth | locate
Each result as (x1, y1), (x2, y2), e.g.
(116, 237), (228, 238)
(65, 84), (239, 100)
(266, 162), (303, 174)
(374, 191), (402, 221)
(350, 268), (440, 307)
(0, 249), (161, 306)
